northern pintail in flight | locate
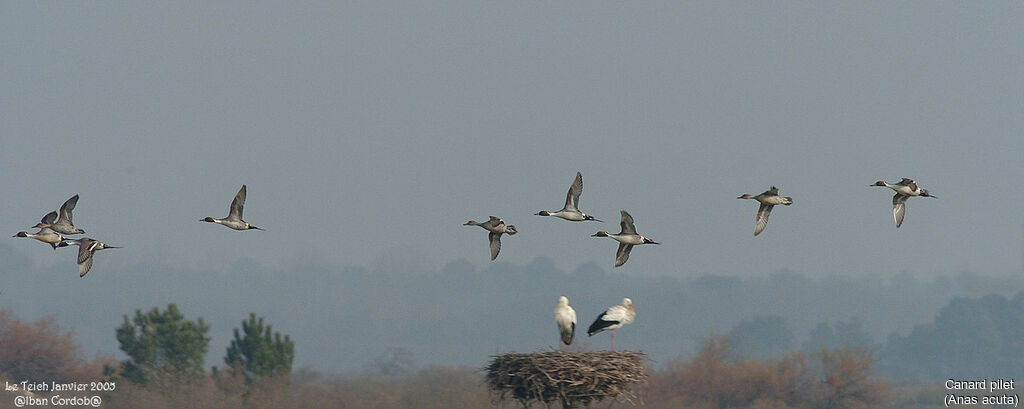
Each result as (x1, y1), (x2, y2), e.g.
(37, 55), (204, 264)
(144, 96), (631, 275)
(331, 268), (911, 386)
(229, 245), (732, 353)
(13, 227), (65, 250)
(536, 172), (602, 222)
(464, 216), (517, 260)
(58, 238), (120, 277)
(587, 298), (636, 350)
(871, 178), (936, 228)
(737, 186), (793, 236)
(31, 211), (58, 230)
(554, 295), (577, 346)
(201, 185), (264, 231)
(36, 195), (85, 235)
(592, 210), (659, 267)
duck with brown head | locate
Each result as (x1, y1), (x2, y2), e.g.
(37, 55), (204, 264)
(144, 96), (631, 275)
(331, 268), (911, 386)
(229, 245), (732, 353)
(536, 172), (602, 222)
(49, 194), (85, 235)
(201, 185), (264, 231)
(591, 210), (659, 267)
(871, 178), (937, 228)
(13, 228), (64, 250)
(58, 238), (120, 277)
(737, 186), (793, 236)
(464, 216), (516, 260)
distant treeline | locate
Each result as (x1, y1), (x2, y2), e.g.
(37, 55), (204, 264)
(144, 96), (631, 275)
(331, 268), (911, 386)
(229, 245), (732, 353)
(0, 306), (963, 408)
(2, 240), (1023, 379)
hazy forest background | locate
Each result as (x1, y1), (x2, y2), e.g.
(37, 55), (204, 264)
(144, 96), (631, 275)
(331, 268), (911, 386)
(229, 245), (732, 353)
(2, 242), (1022, 408)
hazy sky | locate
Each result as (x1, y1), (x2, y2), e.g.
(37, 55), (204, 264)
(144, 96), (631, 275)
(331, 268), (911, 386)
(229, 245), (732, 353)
(3, 2), (1024, 367)
(6, 1), (1023, 277)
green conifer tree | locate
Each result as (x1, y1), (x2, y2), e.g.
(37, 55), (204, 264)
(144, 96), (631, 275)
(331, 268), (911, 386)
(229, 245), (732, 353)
(115, 304), (210, 385)
(224, 313), (295, 382)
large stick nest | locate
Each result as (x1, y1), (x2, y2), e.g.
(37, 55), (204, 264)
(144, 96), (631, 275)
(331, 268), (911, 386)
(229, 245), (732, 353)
(485, 350), (648, 408)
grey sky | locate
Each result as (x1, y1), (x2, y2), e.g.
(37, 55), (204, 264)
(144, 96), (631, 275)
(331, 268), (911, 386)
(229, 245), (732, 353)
(3, 2), (1024, 368)
(6, 1), (1023, 277)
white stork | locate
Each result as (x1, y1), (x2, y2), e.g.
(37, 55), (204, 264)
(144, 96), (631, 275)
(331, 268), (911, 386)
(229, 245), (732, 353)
(587, 298), (635, 350)
(554, 296), (577, 346)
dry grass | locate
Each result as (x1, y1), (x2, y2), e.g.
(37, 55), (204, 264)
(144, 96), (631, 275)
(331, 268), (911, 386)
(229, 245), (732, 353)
(485, 350), (648, 408)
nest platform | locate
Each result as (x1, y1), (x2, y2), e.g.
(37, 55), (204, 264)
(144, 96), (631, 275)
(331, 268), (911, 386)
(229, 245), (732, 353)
(485, 350), (648, 408)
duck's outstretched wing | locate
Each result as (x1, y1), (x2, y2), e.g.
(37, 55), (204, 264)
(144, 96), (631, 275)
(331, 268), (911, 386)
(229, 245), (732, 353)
(228, 185), (247, 221)
(614, 243), (633, 267)
(755, 204), (774, 236)
(488, 232), (502, 260)
(893, 193), (908, 228)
